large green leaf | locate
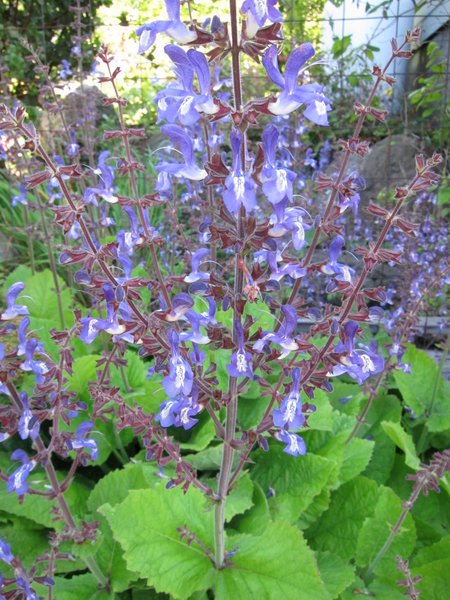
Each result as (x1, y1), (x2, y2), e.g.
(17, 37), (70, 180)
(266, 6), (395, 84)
(207, 472), (254, 523)
(231, 482), (271, 536)
(356, 486), (416, 580)
(316, 551), (355, 598)
(393, 345), (449, 432)
(215, 522), (330, 600)
(251, 444), (337, 523)
(101, 486), (216, 599)
(305, 476), (380, 561)
(381, 421), (420, 470)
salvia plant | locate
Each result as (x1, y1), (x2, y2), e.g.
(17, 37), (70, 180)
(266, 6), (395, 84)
(0, 0), (449, 598)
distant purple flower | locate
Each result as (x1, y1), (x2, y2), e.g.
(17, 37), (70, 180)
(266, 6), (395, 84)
(158, 125), (207, 181)
(8, 450), (36, 495)
(1, 282), (29, 320)
(59, 59), (72, 79)
(223, 128), (257, 215)
(136, 0), (196, 53)
(68, 422), (98, 460)
(276, 430), (306, 456)
(12, 183), (28, 207)
(227, 320), (253, 378)
(0, 539), (13, 564)
(241, 0), (282, 38)
(184, 248), (210, 283)
(273, 368), (304, 430)
(66, 128), (80, 158)
(262, 44), (331, 125)
(18, 392), (40, 441)
(253, 304), (298, 358)
(321, 235), (354, 283)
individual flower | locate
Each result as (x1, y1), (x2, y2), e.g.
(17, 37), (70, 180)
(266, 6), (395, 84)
(18, 392), (40, 441)
(79, 284), (125, 344)
(156, 390), (201, 430)
(255, 249), (306, 282)
(276, 430), (306, 456)
(227, 320), (254, 378)
(0, 538), (13, 564)
(157, 125), (207, 181)
(136, 0), (196, 53)
(184, 248), (210, 283)
(59, 58), (72, 79)
(67, 422), (98, 460)
(262, 44), (331, 125)
(179, 310), (210, 345)
(261, 125), (296, 204)
(273, 368), (304, 430)
(156, 46), (218, 125)
(1, 282), (29, 320)
(8, 450), (37, 495)
(12, 183), (28, 207)
(321, 235), (354, 283)
(66, 128), (80, 158)
(269, 202), (310, 250)
(241, 0), (283, 38)
(20, 339), (49, 383)
(253, 304), (298, 358)
(162, 330), (194, 397)
(83, 151), (117, 205)
(223, 128), (257, 215)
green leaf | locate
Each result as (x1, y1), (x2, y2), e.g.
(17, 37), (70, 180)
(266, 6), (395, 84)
(231, 483), (271, 536)
(67, 355), (102, 402)
(207, 473), (253, 523)
(306, 476), (379, 560)
(88, 463), (149, 512)
(307, 389), (333, 431)
(101, 487), (216, 599)
(381, 421), (420, 469)
(316, 551), (355, 598)
(393, 345), (448, 432)
(297, 488), (331, 530)
(44, 574), (112, 600)
(412, 558), (450, 600)
(2, 265), (33, 293)
(215, 522), (330, 600)
(179, 412), (215, 451)
(356, 487), (416, 579)
(251, 443), (337, 523)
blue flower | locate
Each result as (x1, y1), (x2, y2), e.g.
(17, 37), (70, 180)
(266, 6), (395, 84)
(68, 422), (98, 460)
(156, 46), (218, 125)
(241, 0), (283, 38)
(79, 284), (125, 344)
(273, 368), (305, 430)
(262, 44), (331, 125)
(184, 248), (210, 283)
(136, 0), (196, 53)
(1, 282), (29, 321)
(12, 183), (28, 207)
(59, 58), (72, 79)
(158, 125), (207, 181)
(83, 151), (117, 205)
(321, 235), (354, 283)
(276, 430), (306, 456)
(162, 330), (194, 397)
(223, 129), (257, 215)
(227, 320), (253, 378)
(0, 538), (13, 564)
(269, 202), (311, 250)
(8, 450), (36, 496)
(18, 392), (40, 441)
(253, 304), (299, 359)
(255, 249), (306, 282)
(261, 125), (296, 204)
(20, 339), (49, 383)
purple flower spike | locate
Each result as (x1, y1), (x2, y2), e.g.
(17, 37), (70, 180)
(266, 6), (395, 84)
(223, 129), (257, 215)
(184, 248), (210, 283)
(136, 0), (196, 53)
(262, 44), (331, 125)
(18, 392), (40, 441)
(69, 422), (98, 460)
(0, 538), (13, 564)
(241, 0), (282, 38)
(8, 449), (36, 496)
(227, 320), (254, 378)
(276, 430), (306, 456)
(273, 368), (305, 430)
(1, 282), (29, 321)
(158, 125), (207, 181)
